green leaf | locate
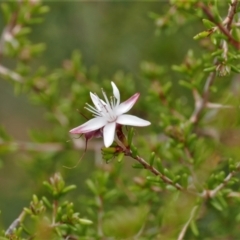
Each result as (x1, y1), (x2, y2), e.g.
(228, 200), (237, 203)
(156, 158), (164, 173)
(230, 65), (240, 73)
(193, 29), (214, 40)
(132, 163), (145, 169)
(117, 152), (124, 163)
(163, 168), (173, 179)
(43, 181), (53, 193)
(102, 147), (117, 153)
(79, 218), (93, 225)
(181, 173), (188, 188)
(211, 49), (223, 57)
(203, 66), (216, 72)
(131, 145), (138, 158)
(42, 197), (52, 209)
(172, 65), (187, 73)
(210, 200), (223, 211)
(62, 185), (77, 194)
(179, 80), (193, 89)
(86, 179), (98, 195)
(146, 176), (160, 182)
(149, 152), (155, 166)
(173, 175), (181, 184)
(15, 27), (31, 37)
(37, 5), (50, 14)
(190, 220), (199, 236)
(232, 27), (240, 41)
(127, 127), (134, 146)
(202, 19), (215, 28)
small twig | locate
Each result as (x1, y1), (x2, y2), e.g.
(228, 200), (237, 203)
(222, 39), (228, 60)
(125, 150), (183, 191)
(201, 163), (240, 199)
(5, 210), (26, 236)
(52, 200), (58, 225)
(209, 172), (234, 198)
(190, 1), (239, 123)
(133, 224), (145, 240)
(189, 71), (216, 124)
(228, 191), (240, 198)
(0, 10), (18, 61)
(206, 102), (234, 109)
(177, 205), (199, 240)
(234, 22), (240, 27)
(0, 65), (23, 83)
(224, 0), (239, 31)
(197, 1), (240, 49)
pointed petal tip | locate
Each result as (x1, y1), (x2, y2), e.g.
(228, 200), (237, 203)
(111, 81), (120, 105)
(128, 92), (140, 102)
(69, 118), (107, 135)
(115, 92), (140, 115)
(69, 128), (79, 134)
(104, 142), (111, 148)
(69, 126), (85, 134)
(133, 92), (140, 101)
(135, 120), (151, 127)
(90, 92), (97, 100)
(144, 121), (151, 126)
(116, 114), (151, 127)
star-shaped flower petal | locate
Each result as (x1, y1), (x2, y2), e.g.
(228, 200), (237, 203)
(70, 82), (151, 147)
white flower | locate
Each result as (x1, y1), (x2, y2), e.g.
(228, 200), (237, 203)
(70, 82), (151, 147)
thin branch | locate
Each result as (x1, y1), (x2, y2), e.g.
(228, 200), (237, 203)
(224, 0), (239, 31)
(5, 210), (26, 236)
(52, 200), (58, 225)
(0, 6), (19, 61)
(190, 1), (239, 123)
(0, 65), (23, 83)
(209, 172), (234, 198)
(234, 22), (240, 27)
(206, 102), (234, 109)
(0, 10), (25, 82)
(228, 191), (240, 198)
(201, 163), (240, 199)
(124, 149), (183, 191)
(197, 1), (240, 49)
(177, 205), (199, 240)
(189, 71), (216, 124)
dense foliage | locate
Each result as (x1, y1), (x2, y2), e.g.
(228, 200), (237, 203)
(1, 1), (240, 239)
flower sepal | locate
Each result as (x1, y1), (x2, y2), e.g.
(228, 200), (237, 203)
(116, 126), (129, 148)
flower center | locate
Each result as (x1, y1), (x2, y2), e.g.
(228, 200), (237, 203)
(100, 101), (117, 122)
(85, 92), (118, 122)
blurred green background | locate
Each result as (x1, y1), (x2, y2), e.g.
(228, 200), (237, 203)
(0, 2), (199, 227)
